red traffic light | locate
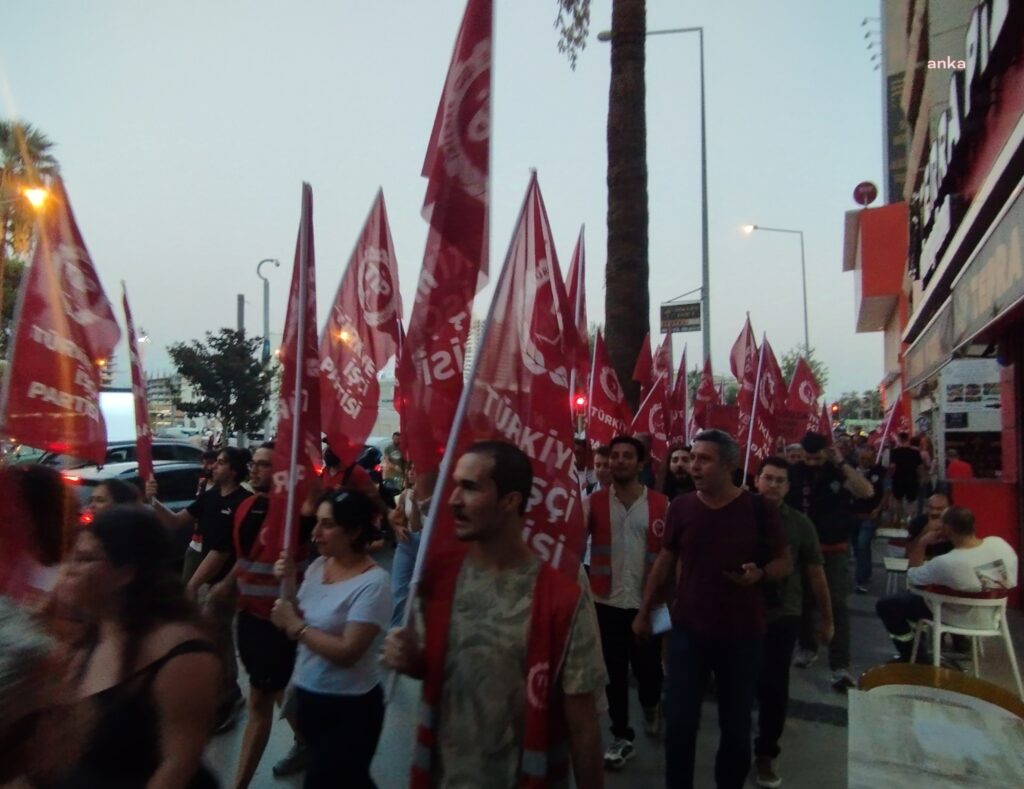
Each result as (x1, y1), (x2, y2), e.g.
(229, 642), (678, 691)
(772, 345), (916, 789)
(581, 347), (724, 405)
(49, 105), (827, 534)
(830, 402), (840, 415)
(575, 395), (586, 408)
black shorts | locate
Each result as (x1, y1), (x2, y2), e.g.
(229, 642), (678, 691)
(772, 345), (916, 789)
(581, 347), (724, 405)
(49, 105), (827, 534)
(237, 609), (297, 692)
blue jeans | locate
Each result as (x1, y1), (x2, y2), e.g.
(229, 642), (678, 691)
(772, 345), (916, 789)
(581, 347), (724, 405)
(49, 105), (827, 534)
(390, 531), (421, 629)
(665, 625), (761, 789)
(853, 518), (876, 585)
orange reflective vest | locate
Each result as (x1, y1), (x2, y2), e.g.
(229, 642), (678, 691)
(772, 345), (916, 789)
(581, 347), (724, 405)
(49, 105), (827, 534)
(232, 495), (309, 619)
(587, 487), (668, 599)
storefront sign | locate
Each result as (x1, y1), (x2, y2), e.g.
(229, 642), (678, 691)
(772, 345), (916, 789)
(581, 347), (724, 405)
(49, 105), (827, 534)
(952, 185), (1024, 345)
(660, 301), (701, 333)
(909, 0), (1017, 284)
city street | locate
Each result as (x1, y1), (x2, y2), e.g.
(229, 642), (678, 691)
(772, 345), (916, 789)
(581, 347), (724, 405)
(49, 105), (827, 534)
(203, 546), (1024, 788)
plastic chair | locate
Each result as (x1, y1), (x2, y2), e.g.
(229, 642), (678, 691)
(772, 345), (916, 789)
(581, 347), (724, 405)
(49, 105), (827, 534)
(883, 557), (909, 594)
(909, 585), (1024, 698)
(858, 663), (1024, 719)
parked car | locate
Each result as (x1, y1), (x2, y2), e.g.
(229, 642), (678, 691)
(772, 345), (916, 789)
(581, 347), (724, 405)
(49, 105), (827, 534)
(64, 460), (203, 569)
(39, 440), (205, 471)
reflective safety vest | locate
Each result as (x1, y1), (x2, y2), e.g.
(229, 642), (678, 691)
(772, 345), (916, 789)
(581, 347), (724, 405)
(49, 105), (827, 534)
(586, 487), (668, 599)
(412, 551), (580, 789)
(232, 495), (309, 619)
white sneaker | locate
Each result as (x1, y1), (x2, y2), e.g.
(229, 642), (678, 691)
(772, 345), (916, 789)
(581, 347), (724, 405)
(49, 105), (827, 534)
(603, 738), (635, 770)
(793, 648), (817, 669)
(830, 668), (855, 692)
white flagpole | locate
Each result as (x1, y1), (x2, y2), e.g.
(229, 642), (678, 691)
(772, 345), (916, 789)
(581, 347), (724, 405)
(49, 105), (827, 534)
(876, 403), (896, 465)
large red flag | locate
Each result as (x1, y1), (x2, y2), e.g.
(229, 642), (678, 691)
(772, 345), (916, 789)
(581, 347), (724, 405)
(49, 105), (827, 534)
(320, 190), (403, 468)
(397, 0), (492, 476)
(121, 284), (153, 481)
(631, 372), (670, 471)
(669, 346), (688, 444)
(414, 174), (583, 581)
(652, 333), (673, 386)
(876, 397), (910, 463)
(742, 337), (786, 478)
(0, 178), (121, 463)
(692, 357), (719, 430)
(786, 356), (821, 413)
(731, 317), (758, 442)
(632, 331), (653, 397)
(265, 184), (321, 553)
(587, 330), (633, 450)
(565, 226), (589, 409)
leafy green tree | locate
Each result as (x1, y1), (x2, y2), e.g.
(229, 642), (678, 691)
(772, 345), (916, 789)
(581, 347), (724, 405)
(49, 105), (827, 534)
(780, 344), (830, 392)
(861, 388), (883, 420)
(168, 329), (274, 438)
(557, 0), (649, 410)
(0, 257), (24, 356)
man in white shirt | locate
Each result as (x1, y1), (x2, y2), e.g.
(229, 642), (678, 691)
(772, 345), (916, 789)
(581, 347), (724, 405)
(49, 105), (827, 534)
(876, 506), (1018, 660)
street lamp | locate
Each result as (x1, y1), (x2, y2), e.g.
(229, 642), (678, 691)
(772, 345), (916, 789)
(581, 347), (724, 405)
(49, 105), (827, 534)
(256, 258), (280, 366)
(742, 224), (810, 356)
(0, 184), (51, 343)
(598, 25), (711, 362)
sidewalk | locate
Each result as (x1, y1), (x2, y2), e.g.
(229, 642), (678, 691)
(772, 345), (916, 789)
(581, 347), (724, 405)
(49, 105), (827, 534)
(206, 547), (1024, 788)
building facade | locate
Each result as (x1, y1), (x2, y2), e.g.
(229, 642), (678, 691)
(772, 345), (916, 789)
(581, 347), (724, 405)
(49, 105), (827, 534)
(845, 0), (1024, 588)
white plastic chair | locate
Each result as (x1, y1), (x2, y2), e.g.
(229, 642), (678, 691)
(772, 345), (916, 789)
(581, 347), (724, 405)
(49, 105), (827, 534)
(883, 557), (909, 594)
(909, 585), (1024, 698)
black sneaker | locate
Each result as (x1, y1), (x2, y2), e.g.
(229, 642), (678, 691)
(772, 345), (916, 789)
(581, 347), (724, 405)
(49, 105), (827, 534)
(273, 742), (309, 777)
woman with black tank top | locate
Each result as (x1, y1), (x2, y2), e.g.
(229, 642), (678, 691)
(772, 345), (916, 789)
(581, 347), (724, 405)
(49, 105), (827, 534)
(42, 505), (221, 788)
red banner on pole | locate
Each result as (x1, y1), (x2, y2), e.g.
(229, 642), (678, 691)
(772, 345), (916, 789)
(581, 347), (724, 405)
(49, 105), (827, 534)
(265, 184), (321, 554)
(631, 372), (670, 471)
(565, 226), (589, 408)
(669, 346), (688, 444)
(730, 316), (758, 444)
(631, 331), (654, 399)
(742, 336), (787, 478)
(0, 178), (121, 463)
(785, 356), (821, 413)
(413, 173), (583, 582)
(320, 190), (403, 468)
(692, 356), (720, 431)
(587, 330), (633, 450)
(876, 397), (910, 463)
(396, 0), (492, 476)
(121, 284), (153, 481)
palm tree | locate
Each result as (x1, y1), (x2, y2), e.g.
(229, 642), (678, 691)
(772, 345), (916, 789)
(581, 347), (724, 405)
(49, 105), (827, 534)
(557, 0), (649, 410)
(0, 120), (58, 350)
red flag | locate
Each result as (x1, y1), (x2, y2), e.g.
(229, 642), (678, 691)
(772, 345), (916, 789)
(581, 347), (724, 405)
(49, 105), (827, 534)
(397, 0), (492, 476)
(0, 178), (121, 463)
(692, 357), (720, 429)
(565, 226), (590, 408)
(631, 373), (670, 471)
(414, 174), (583, 581)
(669, 346), (688, 444)
(819, 402), (835, 446)
(265, 184), (321, 553)
(876, 397), (910, 462)
(786, 357), (821, 413)
(587, 330), (633, 450)
(631, 331), (653, 395)
(121, 284), (153, 481)
(730, 317), (759, 445)
(742, 337), (786, 478)
(320, 190), (403, 468)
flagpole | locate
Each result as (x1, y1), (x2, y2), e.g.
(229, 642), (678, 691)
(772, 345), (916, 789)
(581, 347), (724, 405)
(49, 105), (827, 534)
(876, 402), (896, 465)
(682, 345), (689, 445)
(585, 329), (599, 446)
(0, 227), (36, 432)
(743, 338), (767, 482)
(282, 184), (311, 560)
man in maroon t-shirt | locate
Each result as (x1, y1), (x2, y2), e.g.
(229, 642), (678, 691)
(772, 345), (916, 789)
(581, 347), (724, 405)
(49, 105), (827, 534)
(634, 429), (791, 789)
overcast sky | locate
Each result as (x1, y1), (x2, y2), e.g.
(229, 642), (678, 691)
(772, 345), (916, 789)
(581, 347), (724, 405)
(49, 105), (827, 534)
(2, 0), (884, 399)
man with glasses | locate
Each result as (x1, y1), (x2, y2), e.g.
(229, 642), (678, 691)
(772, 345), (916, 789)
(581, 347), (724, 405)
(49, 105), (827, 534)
(147, 446), (252, 732)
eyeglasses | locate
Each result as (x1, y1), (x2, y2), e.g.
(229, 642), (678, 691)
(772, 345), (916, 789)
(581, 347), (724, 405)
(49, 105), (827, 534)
(247, 460), (272, 470)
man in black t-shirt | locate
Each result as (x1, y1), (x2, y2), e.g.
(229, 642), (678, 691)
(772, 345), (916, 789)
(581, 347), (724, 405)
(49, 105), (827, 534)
(850, 449), (887, 593)
(147, 446), (252, 731)
(785, 432), (874, 691)
(889, 432), (924, 517)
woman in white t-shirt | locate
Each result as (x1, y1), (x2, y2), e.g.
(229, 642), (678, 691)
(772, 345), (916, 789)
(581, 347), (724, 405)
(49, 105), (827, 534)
(271, 489), (393, 789)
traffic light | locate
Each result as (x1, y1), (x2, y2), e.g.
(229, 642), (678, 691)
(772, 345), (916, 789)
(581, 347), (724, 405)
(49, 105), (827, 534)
(573, 394), (587, 412)
(830, 402), (841, 416)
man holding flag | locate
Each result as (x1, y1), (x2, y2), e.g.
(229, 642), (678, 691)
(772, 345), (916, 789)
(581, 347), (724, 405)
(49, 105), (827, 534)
(382, 441), (606, 788)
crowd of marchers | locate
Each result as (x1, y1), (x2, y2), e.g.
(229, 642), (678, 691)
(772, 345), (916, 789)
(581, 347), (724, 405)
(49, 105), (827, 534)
(0, 425), (1018, 789)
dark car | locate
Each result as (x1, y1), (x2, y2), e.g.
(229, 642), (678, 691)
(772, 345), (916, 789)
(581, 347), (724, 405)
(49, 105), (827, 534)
(64, 460), (203, 570)
(41, 439), (205, 470)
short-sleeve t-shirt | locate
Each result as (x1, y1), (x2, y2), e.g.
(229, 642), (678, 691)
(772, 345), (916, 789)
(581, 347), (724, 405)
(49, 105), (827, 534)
(771, 503), (823, 621)
(293, 559), (393, 695)
(663, 490), (787, 638)
(185, 487), (251, 582)
(850, 464), (886, 515)
(784, 463), (854, 546)
(890, 446), (923, 489)
(436, 556), (607, 789)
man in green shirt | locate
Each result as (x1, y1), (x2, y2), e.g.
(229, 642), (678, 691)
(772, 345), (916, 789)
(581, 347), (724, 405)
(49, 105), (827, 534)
(752, 457), (833, 788)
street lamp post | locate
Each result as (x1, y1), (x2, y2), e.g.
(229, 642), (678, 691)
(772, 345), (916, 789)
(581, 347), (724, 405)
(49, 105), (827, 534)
(742, 224), (810, 356)
(598, 25), (710, 362)
(256, 258), (280, 365)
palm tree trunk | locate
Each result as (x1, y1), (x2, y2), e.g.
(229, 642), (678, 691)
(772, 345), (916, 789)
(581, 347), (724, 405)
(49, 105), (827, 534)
(605, 0), (648, 411)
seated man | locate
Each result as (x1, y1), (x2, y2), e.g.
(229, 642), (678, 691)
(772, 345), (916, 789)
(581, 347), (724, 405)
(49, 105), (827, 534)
(906, 493), (953, 563)
(876, 506), (1018, 661)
